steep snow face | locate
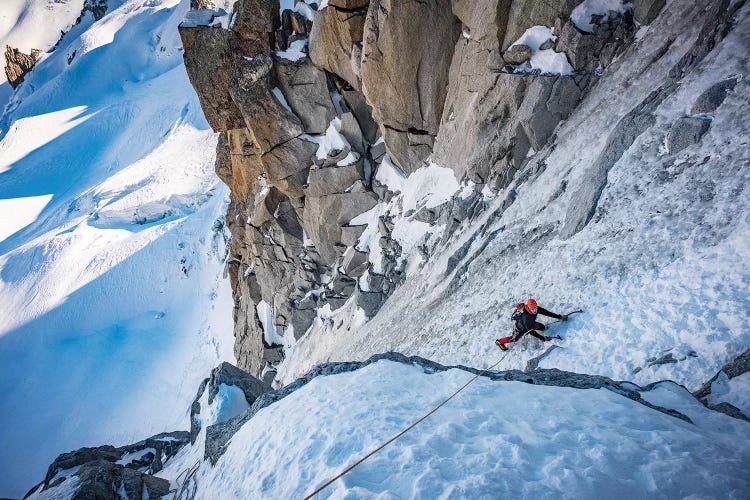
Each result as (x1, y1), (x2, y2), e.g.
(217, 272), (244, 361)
(278, 1), (750, 393)
(0, 0), (233, 496)
(158, 360), (750, 498)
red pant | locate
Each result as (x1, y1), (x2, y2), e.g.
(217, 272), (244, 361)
(497, 323), (546, 345)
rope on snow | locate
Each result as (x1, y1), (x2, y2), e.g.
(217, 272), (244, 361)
(303, 350), (513, 499)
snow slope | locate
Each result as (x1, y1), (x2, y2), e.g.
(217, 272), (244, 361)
(0, 0), (233, 496)
(0, 0), (86, 108)
(278, 0), (750, 395)
(153, 358), (749, 499)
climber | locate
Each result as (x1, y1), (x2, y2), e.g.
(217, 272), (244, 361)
(495, 299), (568, 351)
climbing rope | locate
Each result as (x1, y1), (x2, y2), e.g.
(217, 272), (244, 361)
(305, 309), (583, 498)
(171, 460), (200, 500)
(303, 350), (512, 499)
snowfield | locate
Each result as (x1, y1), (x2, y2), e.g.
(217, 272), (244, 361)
(0, 0), (233, 496)
(153, 359), (750, 499)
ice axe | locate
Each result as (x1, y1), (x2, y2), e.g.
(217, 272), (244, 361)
(547, 309), (583, 326)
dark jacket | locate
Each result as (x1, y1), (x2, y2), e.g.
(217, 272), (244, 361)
(512, 303), (562, 334)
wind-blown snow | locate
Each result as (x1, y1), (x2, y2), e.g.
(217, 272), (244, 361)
(0, 0), (233, 496)
(159, 360), (750, 498)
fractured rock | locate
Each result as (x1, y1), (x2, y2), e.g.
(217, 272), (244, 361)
(339, 112), (366, 153)
(232, 0), (280, 46)
(361, 0), (460, 135)
(229, 55), (304, 153)
(691, 77), (738, 115)
(306, 160), (365, 197)
(274, 56), (336, 134)
(260, 137), (317, 198)
(632, 0), (666, 25)
(382, 126), (434, 173)
(178, 26), (246, 131)
(329, 0), (370, 8)
(309, 5), (367, 90)
(340, 88), (380, 143)
(303, 189), (378, 264)
(225, 128), (265, 201)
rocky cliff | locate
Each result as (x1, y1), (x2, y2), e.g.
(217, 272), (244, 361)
(177, 0), (742, 382)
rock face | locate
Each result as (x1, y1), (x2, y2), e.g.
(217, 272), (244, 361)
(4, 46), (41, 89)
(360, 0), (460, 172)
(666, 116), (711, 153)
(309, 4), (367, 91)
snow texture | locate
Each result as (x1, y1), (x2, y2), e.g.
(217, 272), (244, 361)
(159, 359), (750, 498)
(571, 0), (630, 33)
(306, 117), (359, 166)
(510, 26), (574, 76)
(0, 0), (234, 496)
(351, 161), (459, 275)
(276, 39), (308, 62)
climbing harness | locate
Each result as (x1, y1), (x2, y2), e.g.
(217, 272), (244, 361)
(304, 349), (512, 499)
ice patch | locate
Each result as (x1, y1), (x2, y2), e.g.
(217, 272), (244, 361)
(272, 87), (293, 113)
(258, 300), (285, 346)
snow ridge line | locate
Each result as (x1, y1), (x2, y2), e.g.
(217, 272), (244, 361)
(204, 352), (697, 467)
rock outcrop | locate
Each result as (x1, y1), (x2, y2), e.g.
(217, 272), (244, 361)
(190, 362), (271, 443)
(24, 431), (188, 499)
(694, 349), (750, 420)
(4, 46), (41, 89)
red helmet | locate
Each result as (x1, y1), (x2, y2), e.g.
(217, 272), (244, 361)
(525, 299), (538, 315)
